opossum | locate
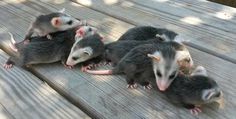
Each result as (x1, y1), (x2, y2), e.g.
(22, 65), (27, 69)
(105, 39), (193, 73)
(118, 26), (178, 42)
(66, 27), (104, 67)
(104, 37), (163, 66)
(23, 8), (82, 42)
(4, 26), (86, 69)
(163, 66), (224, 115)
(85, 43), (191, 90)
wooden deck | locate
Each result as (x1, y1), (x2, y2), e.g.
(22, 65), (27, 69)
(0, 0), (235, 119)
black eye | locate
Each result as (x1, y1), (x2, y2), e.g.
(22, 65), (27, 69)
(156, 70), (162, 77)
(72, 57), (79, 60)
(169, 71), (177, 79)
(88, 28), (92, 31)
(67, 20), (73, 25)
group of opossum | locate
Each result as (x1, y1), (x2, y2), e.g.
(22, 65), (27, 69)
(4, 9), (224, 115)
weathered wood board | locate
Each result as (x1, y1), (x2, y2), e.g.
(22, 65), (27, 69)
(72, 0), (236, 63)
(0, 49), (90, 119)
(0, 0), (235, 119)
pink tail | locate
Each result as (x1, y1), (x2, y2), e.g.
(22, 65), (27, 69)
(85, 69), (113, 75)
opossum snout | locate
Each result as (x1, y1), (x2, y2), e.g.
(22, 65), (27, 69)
(157, 79), (171, 91)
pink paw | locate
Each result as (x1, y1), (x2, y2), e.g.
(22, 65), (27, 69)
(24, 39), (30, 45)
(127, 83), (138, 89)
(190, 107), (202, 115)
(64, 64), (74, 69)
(143, 84), (152, 90)
(46, 35), (52, 40)
(3, 63), (13, 69)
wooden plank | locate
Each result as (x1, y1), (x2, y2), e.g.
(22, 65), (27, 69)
(72, 0), (236, 64)
(0, 1), (235, 119)
(0, 50), (90, 119)
(0, 104), (14, 119)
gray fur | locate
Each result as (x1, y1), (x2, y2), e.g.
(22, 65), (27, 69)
(24, 9), (82, 41)
(66, 33), (105, 66)
(5, 27), (78, 68)
(162, 66), (223, 112)
(118, 26), (178, 41)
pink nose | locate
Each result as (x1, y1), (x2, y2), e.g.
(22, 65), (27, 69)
(157, 80), (168, 91)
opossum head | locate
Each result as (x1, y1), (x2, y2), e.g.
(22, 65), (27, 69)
(75, 25), (97, 39)
(67, 46), (93, 66)
(148, 47), (193, 91)
(66, 33), (103, 66)
(50, 9), (83, 31)
(189, 66), (224, 108)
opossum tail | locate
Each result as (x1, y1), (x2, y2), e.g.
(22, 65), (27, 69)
(85, 69), (113, 75)
(8, 32), (18, 52)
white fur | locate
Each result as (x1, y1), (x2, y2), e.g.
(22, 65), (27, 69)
(66, 46), (93, 66)
(175, 50), (194, 67)
(191, 66), (208, 76)
(150, 51), (179, 90)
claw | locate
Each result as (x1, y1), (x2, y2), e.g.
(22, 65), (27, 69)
(46, 35), (52, 40)
(23, 39), (30, 45)
(127, 83), (138, 89)
(143, 84), (152, 90)
(190, 107), (202, 115)
(3, 63), (13, 69)
(64, 64), (74, 69)
(81, 63), (101, 72)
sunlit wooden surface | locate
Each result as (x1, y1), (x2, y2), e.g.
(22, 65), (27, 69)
(0, 0), (235, 119)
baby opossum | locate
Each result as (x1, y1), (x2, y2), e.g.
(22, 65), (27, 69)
(86, 43), (191, 90)
(104, 37), (163, 66)
(66, 27), (104, 67)
(163, 66), (224, 115)
(4, 26), (88, 69)
(23, 8), (82, 42)
(105, 39), (193, 73)
(118, 26), (178, 41)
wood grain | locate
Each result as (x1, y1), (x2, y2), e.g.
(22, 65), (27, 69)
(0, 50), (90, 119)
(0, 0), (235, 119)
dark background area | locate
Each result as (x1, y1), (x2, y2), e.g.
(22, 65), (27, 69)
(209, 0), (236, 8)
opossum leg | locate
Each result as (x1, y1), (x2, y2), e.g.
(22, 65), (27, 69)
(3, 57), (15, 69)
(46, 34), (52, 40)
(125, 74), (138, 89)
(140, 82), (152, 90)
(183, 104), (202, 115)
(81, 56), (104, 71)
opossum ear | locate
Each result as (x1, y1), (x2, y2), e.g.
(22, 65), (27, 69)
(58, 8), (66, 13)
(83, 47), (93, 56)
(202, 89), (215, 101)
(51, 17), (62, 28)
(191, 66), (208, 76)
(147, 54), (161, 62)
(202, 89), (222, 102)
(75, 28), (85, 38)
(155, 34), (167, 41)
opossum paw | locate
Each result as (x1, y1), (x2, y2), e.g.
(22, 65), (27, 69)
(81, 64), (94, 72)
(3, 63), (13, 69)
(190, 107), (202, 115)
(24, 40), (30, 45)
(46, 35), (52, 40)
(143, 84), (152, 90)
(64, 64), (74, 69)
(127, 83), (138, 89)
